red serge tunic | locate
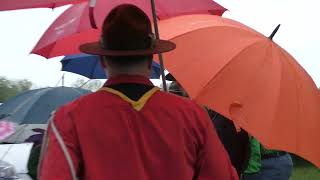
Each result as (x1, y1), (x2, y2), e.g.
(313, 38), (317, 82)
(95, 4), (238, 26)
(39, 75), (238, 180)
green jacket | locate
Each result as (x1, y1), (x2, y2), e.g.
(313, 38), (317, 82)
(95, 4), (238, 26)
(244, 137), (279, 174)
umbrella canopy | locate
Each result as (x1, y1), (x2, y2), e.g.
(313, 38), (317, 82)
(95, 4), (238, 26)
(156, 14), (320, 167)
(31, 1), (226, 58)
(0, 87), (90, 124)
(0, 0), (84, 11)
(61, 54), (161, 79)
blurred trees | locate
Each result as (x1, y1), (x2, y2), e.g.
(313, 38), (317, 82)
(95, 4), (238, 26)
(71, 78), (102, 92)
(0, 76), (33, 102)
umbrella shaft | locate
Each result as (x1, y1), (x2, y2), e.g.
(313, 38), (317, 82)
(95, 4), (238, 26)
(150, 0), (167, 91)
(150, 0), (160, 39)
(89, 7), (98, 29)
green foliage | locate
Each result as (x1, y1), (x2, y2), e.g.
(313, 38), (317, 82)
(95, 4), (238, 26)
(292, 163), (320, 180)
(292, 156), (320, 180)
(0, 76), (33, 102)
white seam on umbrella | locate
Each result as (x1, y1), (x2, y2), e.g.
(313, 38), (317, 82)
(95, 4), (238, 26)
(10, 88), (51, 115)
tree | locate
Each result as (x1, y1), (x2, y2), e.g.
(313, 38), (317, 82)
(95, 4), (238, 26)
(0, 77), (16, 102)
(71, 78), (102, 92)
(15, 79), (33, 92)
(0, 76), (33, 102)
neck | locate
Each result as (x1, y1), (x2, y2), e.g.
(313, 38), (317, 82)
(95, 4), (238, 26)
(106, 69), (151, 78)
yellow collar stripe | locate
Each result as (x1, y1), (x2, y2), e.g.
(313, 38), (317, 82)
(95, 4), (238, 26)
(99, 87), (160, 111)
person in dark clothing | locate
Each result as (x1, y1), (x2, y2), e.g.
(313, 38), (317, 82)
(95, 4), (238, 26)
(166, 73), (250, 177)
(25, 128), (45, 180)
(206, 108), (251, 176)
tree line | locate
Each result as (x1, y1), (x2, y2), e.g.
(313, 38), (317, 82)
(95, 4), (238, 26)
(0, 76), (33, 102)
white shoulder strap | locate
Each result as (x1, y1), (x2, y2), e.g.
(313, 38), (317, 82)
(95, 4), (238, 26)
(38, 111), (78, 180)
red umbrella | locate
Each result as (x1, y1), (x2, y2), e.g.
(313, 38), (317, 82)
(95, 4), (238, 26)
(0, 0), (85, 11)
(31, 0), (226, 58)
(30, 0), (226, 91)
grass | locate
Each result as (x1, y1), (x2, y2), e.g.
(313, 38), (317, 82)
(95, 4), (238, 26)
(291, 156), (320, 180)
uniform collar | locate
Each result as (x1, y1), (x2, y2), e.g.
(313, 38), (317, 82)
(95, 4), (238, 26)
(104, 75), (154, 86)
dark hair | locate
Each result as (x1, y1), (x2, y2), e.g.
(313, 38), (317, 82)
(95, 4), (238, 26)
(103, 55), (152, 67)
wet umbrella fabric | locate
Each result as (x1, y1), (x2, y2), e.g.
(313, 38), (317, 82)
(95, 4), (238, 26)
(61, 54), (161, 79)
(156, 14), (320, 167)
(0, 87), (90, 124)
(0, 0), (84, 11)
(31, 0), (226, 58)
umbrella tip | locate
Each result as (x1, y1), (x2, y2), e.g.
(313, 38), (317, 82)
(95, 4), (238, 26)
(268, 24), (281, 40)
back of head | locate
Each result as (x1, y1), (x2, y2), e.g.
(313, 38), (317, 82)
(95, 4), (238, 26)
(101, 4), (153, 52)
(101, 4), (154, 76)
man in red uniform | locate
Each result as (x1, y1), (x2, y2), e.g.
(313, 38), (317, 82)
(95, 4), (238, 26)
(38, 4), (238, 180)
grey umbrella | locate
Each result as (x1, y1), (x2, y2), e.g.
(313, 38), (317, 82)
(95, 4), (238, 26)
(0, 87), (91, 124)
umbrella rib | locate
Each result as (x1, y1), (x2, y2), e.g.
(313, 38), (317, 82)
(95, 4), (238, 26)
(79, 3), (92, 32)
(38, 3), (84, 58)
(23, 88), (54, 124)
(277, 46), (304, 153)
(166, 23), (261, 43)
(255, 43), (283, 148)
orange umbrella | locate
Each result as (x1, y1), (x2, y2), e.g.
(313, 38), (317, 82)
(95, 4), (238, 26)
(157, 15), (320, 167)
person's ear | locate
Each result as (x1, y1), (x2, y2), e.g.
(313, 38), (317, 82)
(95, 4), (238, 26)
(99, 56), (107, 68)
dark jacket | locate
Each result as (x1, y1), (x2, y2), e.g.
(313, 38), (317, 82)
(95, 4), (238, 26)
(207, 108), (251, 176)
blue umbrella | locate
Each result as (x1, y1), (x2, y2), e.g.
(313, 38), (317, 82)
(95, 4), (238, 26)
(61, 54), (161, 79)
(0, 87), (90, 124)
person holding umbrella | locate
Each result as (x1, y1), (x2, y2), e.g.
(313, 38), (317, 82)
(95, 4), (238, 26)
(165, 73), (251, 178)
(165, 73), (293, 180)
(38, 4), (238, 180)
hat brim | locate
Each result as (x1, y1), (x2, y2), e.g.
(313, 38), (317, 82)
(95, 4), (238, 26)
(79, 39), (176, 56)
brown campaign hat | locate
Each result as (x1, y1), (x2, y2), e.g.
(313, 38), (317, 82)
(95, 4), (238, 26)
(80, 4), (176, 56)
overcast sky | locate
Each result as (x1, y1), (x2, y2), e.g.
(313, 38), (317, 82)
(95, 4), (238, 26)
(0, 0), (319, 87)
